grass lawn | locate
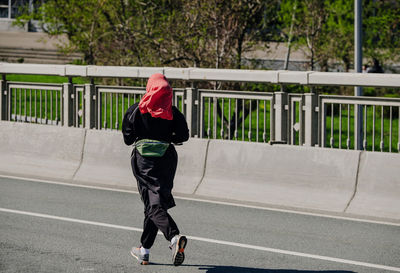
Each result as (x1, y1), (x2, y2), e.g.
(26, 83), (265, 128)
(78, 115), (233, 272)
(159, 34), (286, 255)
(6, 74), (89, 84)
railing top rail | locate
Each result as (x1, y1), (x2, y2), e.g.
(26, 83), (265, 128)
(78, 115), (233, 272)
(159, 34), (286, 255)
(320, 94), (400, 101)
(199, 89), (274, 95)
(199, 89), (274, 100)
(97, 89), (145, 95)
(95, 86), (186, 95)
(7, 81), (63, 86)
(288, 93), (304, 97)
(74, 86), (85, 91)
(320, 95), (400, 106)
(2, 63), (400, 88)
(7, 82), (63, 90)
(96, 85), (145, 90)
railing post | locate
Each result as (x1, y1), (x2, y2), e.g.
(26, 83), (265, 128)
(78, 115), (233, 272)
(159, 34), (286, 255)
(354, 0), (363, 150)
(0, 77), (6, 120)
(63, 83), (73, 127)
(355, 104), (363, 150)
(84, 83), (96, 129)
(304, 93), (318, 146)
(274, 91), (288, 142)
(185, 87), (199, 137)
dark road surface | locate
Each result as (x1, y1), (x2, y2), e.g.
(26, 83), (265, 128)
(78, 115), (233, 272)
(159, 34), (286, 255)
(1, 176), (399, 273)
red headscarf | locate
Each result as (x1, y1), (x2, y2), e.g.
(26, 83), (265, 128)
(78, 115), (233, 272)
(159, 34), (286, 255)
(139, 73), (173, 120)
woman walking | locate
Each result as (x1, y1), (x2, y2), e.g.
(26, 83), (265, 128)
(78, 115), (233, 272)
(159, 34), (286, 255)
(122, 73), (189, 266)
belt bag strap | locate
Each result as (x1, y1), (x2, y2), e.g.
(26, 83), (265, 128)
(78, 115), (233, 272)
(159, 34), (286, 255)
(134, 139), (170, 157)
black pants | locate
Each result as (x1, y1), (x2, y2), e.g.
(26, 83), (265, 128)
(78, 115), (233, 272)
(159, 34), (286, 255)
(140, 189), (180, 249)
(131, 147), (180, 249)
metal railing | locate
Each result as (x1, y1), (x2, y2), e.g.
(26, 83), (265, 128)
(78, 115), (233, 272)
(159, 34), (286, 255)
(198, 89), (274, 143)
(95, 86), (184, 131)
(1, 64), (400, 153)
(320, 95), (400, 153)
(96, 86), (145, 130)
(6, 82), (63, 125)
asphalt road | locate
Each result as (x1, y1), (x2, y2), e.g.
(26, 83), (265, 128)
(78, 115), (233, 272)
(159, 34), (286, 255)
(0, 176), (399, 273)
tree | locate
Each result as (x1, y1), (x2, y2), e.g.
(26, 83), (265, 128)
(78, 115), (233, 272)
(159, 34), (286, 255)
(278, 0), (330, 71)
(278, 0), (400, 72)
(325, 0), (354, 72)
(280, 0), (298, 70)
(158, 0), (275, 70)
(34, 0), (106, 64)
(363, 0), (400, 70)
(18, 0), (280, 70)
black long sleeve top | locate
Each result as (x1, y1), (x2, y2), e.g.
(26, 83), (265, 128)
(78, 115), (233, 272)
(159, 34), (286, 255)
(122, 103), (189, 146)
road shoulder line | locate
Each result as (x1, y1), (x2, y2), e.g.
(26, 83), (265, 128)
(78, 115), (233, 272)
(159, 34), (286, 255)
(1, 174), (399, 227)
(1, 207), (399, 272)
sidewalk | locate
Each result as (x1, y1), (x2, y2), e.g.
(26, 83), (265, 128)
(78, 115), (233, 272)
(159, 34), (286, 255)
(0, 31), (81, 64)
(0, 31), (67, 50)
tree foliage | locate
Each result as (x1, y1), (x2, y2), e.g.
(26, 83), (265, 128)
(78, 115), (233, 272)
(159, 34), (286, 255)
(363, 0), (400, 68)
(17, 0), (400, 73)
(18, 0), (273, 68)
(278, 0), (400, 71)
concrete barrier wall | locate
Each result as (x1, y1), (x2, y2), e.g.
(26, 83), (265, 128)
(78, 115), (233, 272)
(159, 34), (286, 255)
(72, 129), (208, 193)
(195, 140), (360, 212)
(0, 122), (208, 193)
(0, 121), (85, 180)
(72, 129), (134, 189)
(346, 152), (400, 220)
(173, 139), (209, 194)
(1, 121), (399, 220)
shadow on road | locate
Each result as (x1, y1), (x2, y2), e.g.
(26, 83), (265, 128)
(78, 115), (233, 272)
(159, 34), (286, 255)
(150, 263), (355, 273)
(195, 266), (355, 273)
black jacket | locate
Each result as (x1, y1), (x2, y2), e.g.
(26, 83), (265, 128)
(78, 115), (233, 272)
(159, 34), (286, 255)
(122, 103), (189, 145)
(122, 102), (189, 209)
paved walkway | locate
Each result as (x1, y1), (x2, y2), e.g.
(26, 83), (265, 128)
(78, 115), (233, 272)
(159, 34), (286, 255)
(0, 31), (80, 64)
(0, 31), (66, 50)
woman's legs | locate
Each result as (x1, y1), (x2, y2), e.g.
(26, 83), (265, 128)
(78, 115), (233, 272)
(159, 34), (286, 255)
(141, 204), (180, 249)
(132, 149), (180, 249)
(141, 213), (159, 249)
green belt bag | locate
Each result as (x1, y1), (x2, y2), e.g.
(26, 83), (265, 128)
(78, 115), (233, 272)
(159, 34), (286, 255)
(134, 139), (170, 157)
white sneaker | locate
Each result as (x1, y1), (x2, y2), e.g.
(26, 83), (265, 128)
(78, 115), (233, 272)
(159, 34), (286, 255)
(170, 235), (187, 266)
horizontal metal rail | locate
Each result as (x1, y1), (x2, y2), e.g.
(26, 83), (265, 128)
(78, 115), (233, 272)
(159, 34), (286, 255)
(2, 63), (400, 87)
(320, 95), (400, 106)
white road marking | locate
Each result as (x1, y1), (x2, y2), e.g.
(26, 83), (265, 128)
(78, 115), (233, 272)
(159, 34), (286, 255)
(1, 207), (400, 272)
(1, 174), (400, 227)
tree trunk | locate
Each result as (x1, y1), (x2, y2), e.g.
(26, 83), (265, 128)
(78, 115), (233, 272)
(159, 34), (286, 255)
(284, 1), (297, 70)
